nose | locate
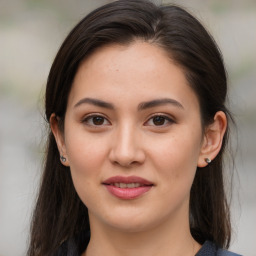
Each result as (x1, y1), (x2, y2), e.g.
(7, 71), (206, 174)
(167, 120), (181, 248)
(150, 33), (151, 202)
(108, 124), (145, 168)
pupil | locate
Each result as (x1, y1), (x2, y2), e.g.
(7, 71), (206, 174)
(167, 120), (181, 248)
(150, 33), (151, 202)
(153, 116), (165, 125)
(93, 116), (104, 125)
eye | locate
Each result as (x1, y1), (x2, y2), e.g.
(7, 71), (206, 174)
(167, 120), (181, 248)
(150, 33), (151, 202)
(82, 115), (110, 126)
(145, 115), (174, 127)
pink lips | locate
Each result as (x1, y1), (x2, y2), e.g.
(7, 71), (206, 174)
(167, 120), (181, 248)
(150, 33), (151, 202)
(102, 176), (153, 200)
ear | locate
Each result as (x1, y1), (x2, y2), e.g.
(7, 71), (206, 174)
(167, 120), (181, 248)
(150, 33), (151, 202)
(197, 111), (227, 167)
(50, 113), (70, 166)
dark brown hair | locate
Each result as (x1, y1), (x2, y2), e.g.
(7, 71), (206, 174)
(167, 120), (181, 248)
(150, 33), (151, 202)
(28, 1), (233, 255)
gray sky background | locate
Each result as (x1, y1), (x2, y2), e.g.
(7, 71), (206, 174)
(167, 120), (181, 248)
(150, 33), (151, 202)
(0, 1), (255, 255)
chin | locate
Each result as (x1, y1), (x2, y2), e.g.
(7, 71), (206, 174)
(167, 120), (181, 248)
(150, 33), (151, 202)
(96, 210), (162, 233)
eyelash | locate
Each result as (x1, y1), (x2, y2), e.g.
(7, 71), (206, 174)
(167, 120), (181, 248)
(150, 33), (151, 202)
(82, 114), (111, 127)
(81, 114), (175, 127)
(144, 114), (175, 127)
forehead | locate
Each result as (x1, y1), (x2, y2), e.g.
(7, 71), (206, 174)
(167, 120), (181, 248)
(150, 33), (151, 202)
(68, 41), (199, 111)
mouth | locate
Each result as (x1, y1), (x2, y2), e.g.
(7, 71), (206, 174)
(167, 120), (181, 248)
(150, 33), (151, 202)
(102, 176), (153, 200)
(108, 182), (148, 188)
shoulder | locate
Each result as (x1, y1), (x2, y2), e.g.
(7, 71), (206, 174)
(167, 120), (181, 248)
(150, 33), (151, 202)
(196, 241), (242, 256)
(54, 238), (79, 256)
(54, 231), (90, 256)
(56, 235), (242, 256)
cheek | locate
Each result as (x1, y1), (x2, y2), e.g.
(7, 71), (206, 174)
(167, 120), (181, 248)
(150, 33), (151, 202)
(150, 129), (202, 189)
(64, 131), (109, 187)
(66, 129), (106, 165)
(64, 133), (111, 209)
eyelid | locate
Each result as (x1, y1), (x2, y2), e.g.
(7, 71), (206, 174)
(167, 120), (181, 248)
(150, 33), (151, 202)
(144, 113), (176, 126)
(81, 113), (111, 126)
(80, 112), (175, 127)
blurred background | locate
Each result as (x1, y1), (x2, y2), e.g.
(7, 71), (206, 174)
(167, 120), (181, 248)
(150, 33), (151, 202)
(0, 0), (255, 255)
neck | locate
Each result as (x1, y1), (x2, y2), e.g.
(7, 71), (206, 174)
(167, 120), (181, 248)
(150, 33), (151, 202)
(84, 211), (201, 256)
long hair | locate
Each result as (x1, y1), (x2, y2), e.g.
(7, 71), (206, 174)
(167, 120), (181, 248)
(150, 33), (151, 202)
(28, 1), (233, 255)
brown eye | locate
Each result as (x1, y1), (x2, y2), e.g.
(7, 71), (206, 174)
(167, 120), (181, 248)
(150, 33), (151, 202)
(82, 115), (110, 126)
(152, 116), (166, 126)
(144, 114), (174, 127)
(92, 116), (105, 125)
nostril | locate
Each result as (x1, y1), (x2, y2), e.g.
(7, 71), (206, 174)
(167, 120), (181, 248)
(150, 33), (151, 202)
(112, 159), (137, 167)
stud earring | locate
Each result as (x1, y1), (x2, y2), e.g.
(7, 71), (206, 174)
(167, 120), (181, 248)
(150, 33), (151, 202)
(60, 155), (66, 163)
(205, 158), (211, 164)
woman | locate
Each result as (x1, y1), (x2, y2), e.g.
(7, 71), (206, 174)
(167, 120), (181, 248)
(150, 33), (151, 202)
(28, 1), (241, 255)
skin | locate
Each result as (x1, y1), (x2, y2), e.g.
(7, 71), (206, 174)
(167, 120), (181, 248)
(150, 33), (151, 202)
(51, 41), (227, 256)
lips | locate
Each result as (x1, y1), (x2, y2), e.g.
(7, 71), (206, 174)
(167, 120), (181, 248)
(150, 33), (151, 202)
(102, 176), (153, 200)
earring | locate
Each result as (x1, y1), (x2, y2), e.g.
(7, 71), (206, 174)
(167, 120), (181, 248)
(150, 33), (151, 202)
(60, 155), (66, 163)
(205, 158), (211, 164)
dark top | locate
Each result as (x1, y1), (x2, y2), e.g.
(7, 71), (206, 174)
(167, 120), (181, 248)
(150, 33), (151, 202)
(55, 231), (242, 256)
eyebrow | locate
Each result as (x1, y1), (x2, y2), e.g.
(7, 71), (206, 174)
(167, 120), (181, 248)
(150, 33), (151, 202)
(74, 97), (184, 110)
(138, 98), (184, 110)
(74, 98), (114, 109)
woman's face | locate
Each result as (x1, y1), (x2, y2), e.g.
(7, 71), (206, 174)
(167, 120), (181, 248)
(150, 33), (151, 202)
(56, 42), (207, 232)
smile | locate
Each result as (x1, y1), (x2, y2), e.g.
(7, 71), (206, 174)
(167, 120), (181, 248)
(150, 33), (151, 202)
(112, 182), (143, 188)
(102, 176), (153, 200)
